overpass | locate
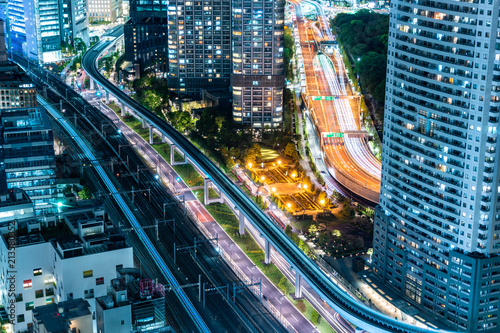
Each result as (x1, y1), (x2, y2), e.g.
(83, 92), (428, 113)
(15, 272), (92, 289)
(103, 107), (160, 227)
(82, 26), (458, 333)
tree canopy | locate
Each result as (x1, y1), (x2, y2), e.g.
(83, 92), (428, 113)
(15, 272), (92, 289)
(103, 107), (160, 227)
(333, 9), (389, 105)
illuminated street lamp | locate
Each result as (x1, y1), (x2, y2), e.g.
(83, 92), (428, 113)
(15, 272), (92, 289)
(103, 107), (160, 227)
(261, 176), (265, 181)
(287, 203), (292, 210)
(248, 162), (253, 169)
(277, 160), (282, 166)
(303, 184), (308, 190)
(272, 187), (276, 192)
(320, 199), (325, 205)
(291, 171), (297, 179)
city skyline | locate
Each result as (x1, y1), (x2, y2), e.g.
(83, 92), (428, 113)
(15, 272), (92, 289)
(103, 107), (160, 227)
(3, 1), (492, 332)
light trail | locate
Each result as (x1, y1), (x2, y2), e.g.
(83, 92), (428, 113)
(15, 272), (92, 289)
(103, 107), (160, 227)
(38, 96), (212, 333)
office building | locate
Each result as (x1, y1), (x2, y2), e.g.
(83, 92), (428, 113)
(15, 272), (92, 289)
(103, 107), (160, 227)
(88, 0), (123, 23)
(7, 0), (62, 62)
(32, 298), (93, 333)
(60, 0), (90, 47)
(0, 202), (133, 332)
(96, 268), (167, 332)
(124, 0), (168, 77)
(166, 0), (232, 97)
(231, 0), (285, 129)
(0, 35), (57, 211)
(373, 1), (500, 332)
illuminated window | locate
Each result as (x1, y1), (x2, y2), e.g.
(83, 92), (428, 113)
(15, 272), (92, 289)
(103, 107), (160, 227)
(83, 270), (93, 278)
(33, 268), (42, 276)
(23, 280), (32, 289)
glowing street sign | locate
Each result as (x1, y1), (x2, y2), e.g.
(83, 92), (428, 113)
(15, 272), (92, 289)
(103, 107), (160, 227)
(312, 96), (339, 101)
(324, 132), (344, 138)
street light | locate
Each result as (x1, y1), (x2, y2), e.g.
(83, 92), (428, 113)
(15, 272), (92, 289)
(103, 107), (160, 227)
(320, 199), (325, 205)
(277, 160), (281, 166)
(248, 162), (253, 169)
(272, 187), (276, 192)
(291, 171), (297, 179)
(303, 184), (308, 190)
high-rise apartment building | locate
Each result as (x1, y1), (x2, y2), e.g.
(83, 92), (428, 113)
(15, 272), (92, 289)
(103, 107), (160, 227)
(60, 0), (90, 46)
(88, 0), (123, 23)
(124, 0), (168, 77)
(373, 1), (500, 332)
(7, 0), (62, 62)
(231, 0), (285, 129)
(167, 0), (232, 96)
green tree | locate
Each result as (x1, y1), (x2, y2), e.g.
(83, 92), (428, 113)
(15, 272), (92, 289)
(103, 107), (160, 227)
(332, 229), (341, 237)
(78, 185), (91, 200)
(284, 142), (295, 157)
(167, 111), (195, 133)
(143, 90), (163, 111)
(309, 224), (318, 235)
(285, 225), (293, 237)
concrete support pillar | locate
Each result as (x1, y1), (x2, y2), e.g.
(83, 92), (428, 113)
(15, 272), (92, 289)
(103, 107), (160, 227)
(121, 102), (126, 117)
(105, 91), (109, 103)
(142, 117), (147, 129)
(162, 133), (167, 143)
(204, 178), (209, 206)
(238, 210), (245, 235)
(170, 144), (188, 166)
(294, 270), (302, 299)
(264, 239), (271, 264)
(149, 124), (153, 144)
(90, 77), (95, 90)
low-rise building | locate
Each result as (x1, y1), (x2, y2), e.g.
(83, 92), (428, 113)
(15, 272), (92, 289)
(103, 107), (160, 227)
(96, 268), (167, 333)
(32, 298), (93, 333)
(0, 202), (133, 332)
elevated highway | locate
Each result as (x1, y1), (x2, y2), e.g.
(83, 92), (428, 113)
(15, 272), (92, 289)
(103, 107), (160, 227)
(81, 26), (458, 333)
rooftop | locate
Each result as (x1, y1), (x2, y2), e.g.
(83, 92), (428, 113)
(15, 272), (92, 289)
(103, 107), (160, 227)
(0, 188), (31, 208)
(32, 298), (92, 332)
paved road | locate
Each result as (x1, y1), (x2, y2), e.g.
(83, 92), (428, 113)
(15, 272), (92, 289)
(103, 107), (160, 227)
(80, 91), (317, 332)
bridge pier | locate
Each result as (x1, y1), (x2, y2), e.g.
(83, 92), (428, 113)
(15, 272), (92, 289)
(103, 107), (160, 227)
(162, 133), (168, 143)
(142, 117), (147, 129)
(294, 270), (302, 299)
(148, 124), (154, 144)
(120, 102), (126, 117)
(238, 210), (245, 235)
(170, 144), (188, 166)
(90, 77), (95, 90)
(264, 239), (271, 264)
(204, 178), (224, 205)
(105, 91), (109, 103)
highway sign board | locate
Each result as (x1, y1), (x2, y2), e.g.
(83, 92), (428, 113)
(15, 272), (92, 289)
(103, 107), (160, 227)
(324, 132), (344, 138)
(312, 96), (339, 101)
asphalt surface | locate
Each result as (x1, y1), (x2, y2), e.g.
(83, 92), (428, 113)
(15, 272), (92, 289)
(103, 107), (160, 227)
(17, 55), (287, 333)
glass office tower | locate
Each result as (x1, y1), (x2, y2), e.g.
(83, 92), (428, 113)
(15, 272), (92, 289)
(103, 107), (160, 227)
(124, 0), (169, 77)
(373, 1), (500, 331)
(231, 0), (285, 129)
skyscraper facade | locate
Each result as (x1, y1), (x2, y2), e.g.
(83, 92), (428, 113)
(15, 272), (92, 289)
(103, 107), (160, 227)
(167, 0), (232, 96)
(373, 1), (500, 331)
(231, 0), (285, 129)
(7, 0), (62, 62)
(124, 0), (168, 77)
(60, 0), (90, 46)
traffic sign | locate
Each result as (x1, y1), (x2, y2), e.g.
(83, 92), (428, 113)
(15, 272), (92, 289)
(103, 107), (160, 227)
(312, 96), (339, 101)
(324, 132), (344, 138)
